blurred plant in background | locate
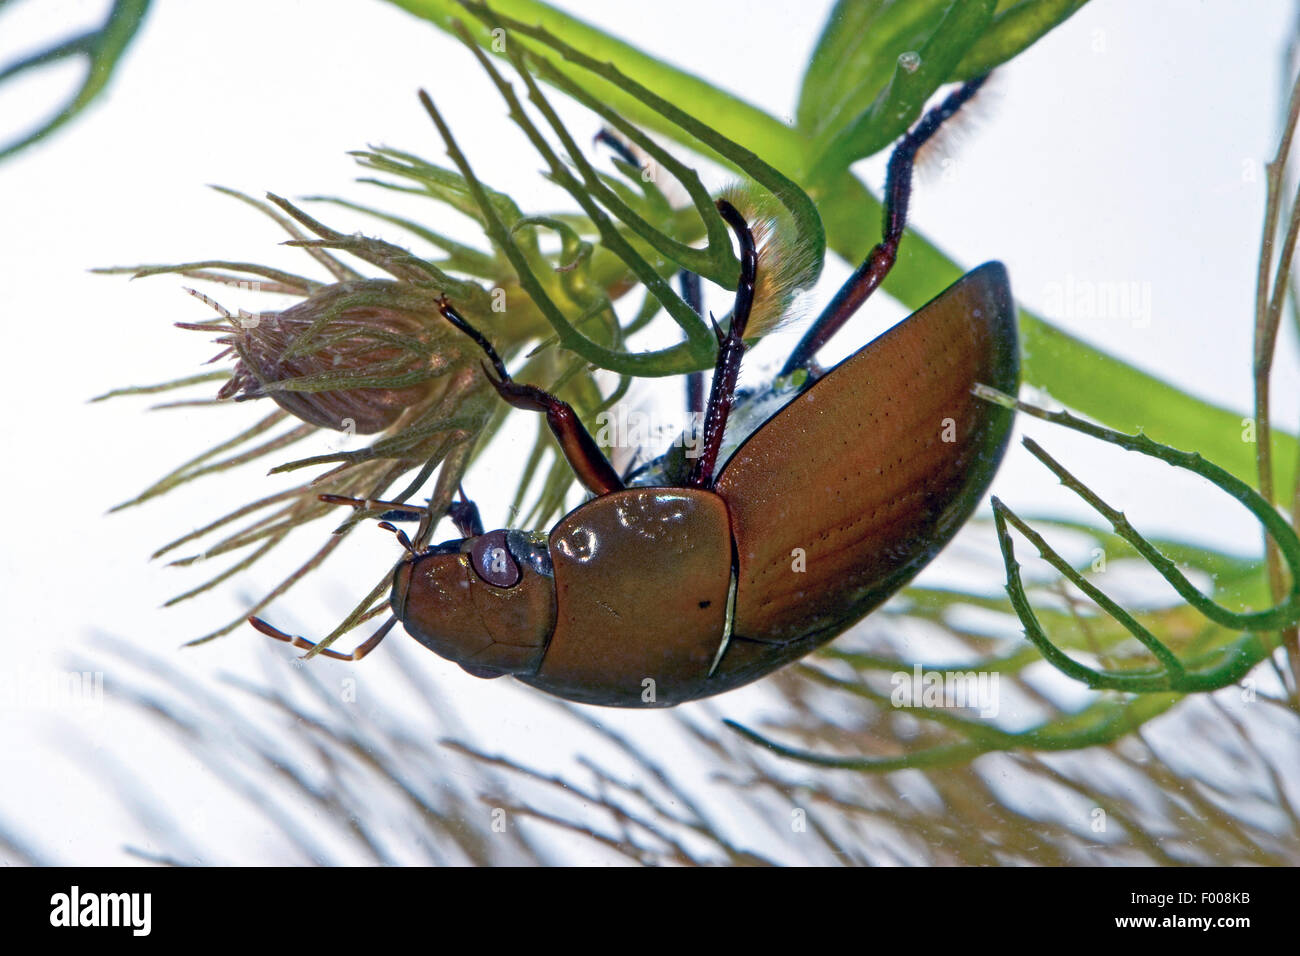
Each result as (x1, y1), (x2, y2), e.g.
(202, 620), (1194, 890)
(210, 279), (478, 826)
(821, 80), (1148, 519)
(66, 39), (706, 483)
(4, 0), (1300, 865)
(21, 622), (1294, 865)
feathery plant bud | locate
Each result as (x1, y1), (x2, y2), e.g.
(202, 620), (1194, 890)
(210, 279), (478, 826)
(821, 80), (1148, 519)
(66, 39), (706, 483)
(204, 279), (458, 435)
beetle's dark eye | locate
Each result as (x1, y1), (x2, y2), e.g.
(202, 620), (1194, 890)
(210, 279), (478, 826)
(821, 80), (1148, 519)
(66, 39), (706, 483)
(470, 530), (521, 587)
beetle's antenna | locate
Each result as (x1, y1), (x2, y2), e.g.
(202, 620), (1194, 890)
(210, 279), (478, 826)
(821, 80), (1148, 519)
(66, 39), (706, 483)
(175, 286), (262, 338)
(378, 521), (418, 555)
(780, 74), (991, 375)
(250, 614), (398, 662)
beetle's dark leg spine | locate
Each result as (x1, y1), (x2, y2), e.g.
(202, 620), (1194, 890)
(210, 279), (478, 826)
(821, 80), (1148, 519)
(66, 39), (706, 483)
(250, 614), (398, 662)
(437, 296), (625, 497)
(436, 295), (511, 380)
(679, 270), (707, 417)
(594, 127), (640, 168)
(779, 74), (989, 376)
(449, 485), (485, 537)
(688, 199), (757, 489)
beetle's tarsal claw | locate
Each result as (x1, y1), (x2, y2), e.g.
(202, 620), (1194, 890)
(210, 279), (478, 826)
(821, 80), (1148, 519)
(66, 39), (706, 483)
(480, 361), (507, 391)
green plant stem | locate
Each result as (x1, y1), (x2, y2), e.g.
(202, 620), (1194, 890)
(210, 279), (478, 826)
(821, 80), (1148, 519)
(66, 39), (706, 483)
(1256, 61), (1300, 701)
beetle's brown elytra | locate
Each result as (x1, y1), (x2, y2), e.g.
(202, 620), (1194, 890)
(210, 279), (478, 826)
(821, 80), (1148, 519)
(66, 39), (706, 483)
(716, 263), (1018, 649)
(250, 75), (1020, 707)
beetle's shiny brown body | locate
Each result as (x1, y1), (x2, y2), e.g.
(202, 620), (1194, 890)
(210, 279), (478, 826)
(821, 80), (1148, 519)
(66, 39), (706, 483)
(396, 263), (1018, 706)
(249, 76), (1015, 703)
(521, 488), (733, 704)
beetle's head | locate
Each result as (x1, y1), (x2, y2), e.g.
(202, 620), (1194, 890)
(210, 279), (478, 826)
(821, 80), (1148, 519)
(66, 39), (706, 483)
(390, 529), (556, 679)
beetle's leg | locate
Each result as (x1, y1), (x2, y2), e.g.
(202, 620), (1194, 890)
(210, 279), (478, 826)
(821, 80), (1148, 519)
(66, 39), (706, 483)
(318, 493), (426, 523)
(448, 485), (485, 537)
(779, 75), (989, 376)
(679, 269), (707, 417)
(687, 199), (757, 489)
(320, 488), (483, 537)
(437, 295), (625, 496)
(249, 614), (398, 662)
(594, 126), (641, 168)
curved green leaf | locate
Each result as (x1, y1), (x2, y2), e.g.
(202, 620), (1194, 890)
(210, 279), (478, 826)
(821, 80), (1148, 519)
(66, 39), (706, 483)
(806, 0), (996, 180)
(798, 0), (952, 139)
(955, 0), (1093, 79)
(386, 0), (804, 173)
(0, 0), (151, 161)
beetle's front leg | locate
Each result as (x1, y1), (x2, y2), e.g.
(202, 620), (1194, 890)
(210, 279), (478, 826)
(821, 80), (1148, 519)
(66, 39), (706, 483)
(319, 489), (482, 539)
(687, 199), (757, 489)
(437, 296), (624, 496)
(446, 486), (485, 537)
(318, 493), (426, 523)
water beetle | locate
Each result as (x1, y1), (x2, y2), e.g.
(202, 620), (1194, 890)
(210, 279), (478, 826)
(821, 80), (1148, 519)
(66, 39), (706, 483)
(251, 75), (1019, 707)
